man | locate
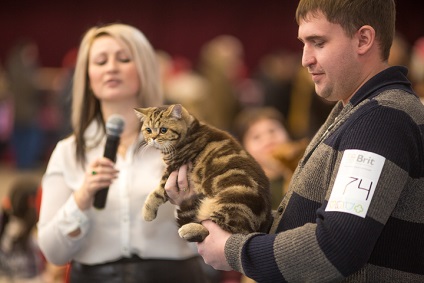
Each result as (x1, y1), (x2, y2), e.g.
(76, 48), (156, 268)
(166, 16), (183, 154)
(166, 0), (424, 281)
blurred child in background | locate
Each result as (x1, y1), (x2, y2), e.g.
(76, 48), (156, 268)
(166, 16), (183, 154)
(0, 178), (44, 282)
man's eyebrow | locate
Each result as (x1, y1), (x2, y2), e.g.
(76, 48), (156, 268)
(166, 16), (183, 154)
(298, 35), (325, 43)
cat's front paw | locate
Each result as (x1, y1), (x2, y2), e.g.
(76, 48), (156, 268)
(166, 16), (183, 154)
(178, 223), (209, 242)
(142, 204), (157, 221)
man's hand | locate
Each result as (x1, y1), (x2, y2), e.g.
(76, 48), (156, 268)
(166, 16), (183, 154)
(165, 164), (196, 206)
(197, 220), (232, 271)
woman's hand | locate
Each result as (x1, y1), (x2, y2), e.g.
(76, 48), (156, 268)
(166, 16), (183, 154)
(73, 157), (119, 211)
(165, 164), (195, 206)
(197, 220), (232, 271)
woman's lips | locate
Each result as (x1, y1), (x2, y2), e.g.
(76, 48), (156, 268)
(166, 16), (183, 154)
(105, 79), (121, 87)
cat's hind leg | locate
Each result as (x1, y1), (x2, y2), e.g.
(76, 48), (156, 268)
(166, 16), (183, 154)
(178, 223), (209, 242)
(198, 196), (260, 234)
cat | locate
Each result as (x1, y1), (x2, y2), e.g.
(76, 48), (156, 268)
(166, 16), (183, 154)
(134, 104), (272, 242)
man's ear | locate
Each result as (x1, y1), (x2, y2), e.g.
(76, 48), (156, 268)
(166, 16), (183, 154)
(356, 25), (375, 55)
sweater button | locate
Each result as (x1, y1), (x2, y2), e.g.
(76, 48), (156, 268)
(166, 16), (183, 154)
(277, 206), (284, 213)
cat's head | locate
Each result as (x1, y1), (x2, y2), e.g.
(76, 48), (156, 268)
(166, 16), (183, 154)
(134, 104), (194, 151)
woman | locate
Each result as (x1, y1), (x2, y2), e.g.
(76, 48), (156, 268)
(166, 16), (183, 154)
(37, 23), (206, 283)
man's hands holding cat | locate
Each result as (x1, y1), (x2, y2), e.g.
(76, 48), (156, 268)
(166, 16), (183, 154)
(165, 164), (196, 206)
(165, 164), (232, 271)
(197, 220), (232, 271)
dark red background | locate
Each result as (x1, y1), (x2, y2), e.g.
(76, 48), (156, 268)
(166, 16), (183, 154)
(1, 0), (423, 71)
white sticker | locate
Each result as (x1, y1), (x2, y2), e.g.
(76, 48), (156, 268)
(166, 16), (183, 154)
(326, 149), (386, 218)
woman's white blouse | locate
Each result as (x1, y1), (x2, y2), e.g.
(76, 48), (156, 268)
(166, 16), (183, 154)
(37, 125), (197, 266)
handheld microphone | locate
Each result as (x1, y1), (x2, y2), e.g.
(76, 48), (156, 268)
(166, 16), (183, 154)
(93, 114), (125, 209)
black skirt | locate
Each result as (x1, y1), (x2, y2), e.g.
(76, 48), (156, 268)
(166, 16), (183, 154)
(69, 255), (208, 283)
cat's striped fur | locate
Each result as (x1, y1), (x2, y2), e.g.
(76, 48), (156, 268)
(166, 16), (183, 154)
(134, 104), (272, 242)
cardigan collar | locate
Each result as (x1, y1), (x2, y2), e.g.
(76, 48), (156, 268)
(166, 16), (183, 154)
(349, 66), (413, 107)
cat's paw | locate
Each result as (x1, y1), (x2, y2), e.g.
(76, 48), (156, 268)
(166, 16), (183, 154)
(178, 223), (209, 242)
(142, 205), (157, 222)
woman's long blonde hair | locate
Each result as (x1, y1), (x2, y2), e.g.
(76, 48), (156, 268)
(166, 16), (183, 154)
(71, 23), (163, 164)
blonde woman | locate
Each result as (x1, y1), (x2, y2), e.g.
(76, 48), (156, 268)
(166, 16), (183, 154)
(37, 23), (206, 283)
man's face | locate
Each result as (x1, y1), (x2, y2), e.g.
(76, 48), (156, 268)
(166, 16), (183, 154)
(298, 11), (362, 104)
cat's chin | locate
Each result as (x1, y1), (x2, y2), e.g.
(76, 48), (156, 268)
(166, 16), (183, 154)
(148, 141), (162, 150)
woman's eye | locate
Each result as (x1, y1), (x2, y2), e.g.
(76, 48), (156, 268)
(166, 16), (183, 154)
(94, 59), (107, 65)
(117, 51), (132, 63)
(160, 127), (168, 134)
(119, 57), (131, 63)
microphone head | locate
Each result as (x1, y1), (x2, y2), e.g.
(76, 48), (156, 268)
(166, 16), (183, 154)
(106, 115), (125, 137)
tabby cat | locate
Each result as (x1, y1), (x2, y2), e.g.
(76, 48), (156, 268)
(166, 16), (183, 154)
(134, 104), (272, 242)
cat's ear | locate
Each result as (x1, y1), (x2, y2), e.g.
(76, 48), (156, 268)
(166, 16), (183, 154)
(167, 104), (183, 119)
(134, 107), (149, 122)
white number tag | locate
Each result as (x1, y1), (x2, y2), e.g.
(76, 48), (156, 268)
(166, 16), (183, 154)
(326, 149), (386, 218)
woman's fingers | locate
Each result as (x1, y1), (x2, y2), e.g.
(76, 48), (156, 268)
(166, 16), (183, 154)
(87, 158), (119, 192)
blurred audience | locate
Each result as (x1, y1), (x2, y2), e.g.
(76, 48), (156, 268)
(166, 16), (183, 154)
(5, 39), (44, 170)
(196, 35), (245, 131)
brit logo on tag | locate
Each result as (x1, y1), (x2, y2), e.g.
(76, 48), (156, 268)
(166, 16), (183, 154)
(326, 149), (386, 218)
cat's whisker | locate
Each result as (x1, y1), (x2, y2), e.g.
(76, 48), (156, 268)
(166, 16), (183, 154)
(134, 140), (149, 154)
(138, 142), (151, 156)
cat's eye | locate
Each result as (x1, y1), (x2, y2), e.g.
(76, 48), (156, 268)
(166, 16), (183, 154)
(160, 127), (168, 134)
(145, 128), (152, 134)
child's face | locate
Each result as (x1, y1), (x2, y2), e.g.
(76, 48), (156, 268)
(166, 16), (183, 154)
(243, 118), (290, 163)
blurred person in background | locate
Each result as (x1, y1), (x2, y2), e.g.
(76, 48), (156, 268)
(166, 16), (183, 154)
(5, 39), (44, 170)
(254, 50), (301, 121)
(388, 32), (411, 68)
(410, 36), (424, 104)
(196, 35), (245, 131)
(0, 64), (13, 163)
(233, 107), (304, 209)
(0, 178), (44, 282)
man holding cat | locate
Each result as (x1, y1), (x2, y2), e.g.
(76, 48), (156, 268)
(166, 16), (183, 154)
(166, 0), (424, 282)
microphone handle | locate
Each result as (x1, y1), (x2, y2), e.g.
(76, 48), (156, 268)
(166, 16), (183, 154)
(93, 135), (120, 209)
